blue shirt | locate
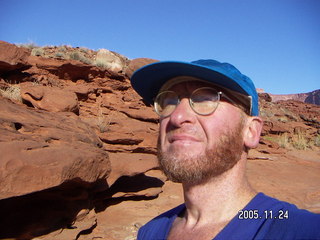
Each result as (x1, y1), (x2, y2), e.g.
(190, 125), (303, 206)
(137, 192), (320, 240)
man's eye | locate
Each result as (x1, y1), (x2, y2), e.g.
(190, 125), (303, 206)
(162, 98), (177, 107)
(192, 95), (214, 103)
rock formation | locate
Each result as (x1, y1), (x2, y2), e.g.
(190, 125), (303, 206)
(0, 41), (160, 239)
(269, 90), (320, 105)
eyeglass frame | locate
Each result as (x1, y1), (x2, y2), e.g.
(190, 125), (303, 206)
(153, 87), (252, 117)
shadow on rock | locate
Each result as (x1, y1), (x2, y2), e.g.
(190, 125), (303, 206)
(0, 178), (108, 239)
(95, 173), (164, 212)
(0, 174), (164, 239)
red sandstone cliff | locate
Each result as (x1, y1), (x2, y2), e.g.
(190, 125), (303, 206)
(269, 90), (320, 105)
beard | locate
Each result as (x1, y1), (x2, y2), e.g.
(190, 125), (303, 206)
(157, 120), (245, 185)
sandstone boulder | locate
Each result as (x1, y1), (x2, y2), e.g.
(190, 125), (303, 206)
(20, 83), (79, 113)
(0, 97), (111, 239)
(0, 98), (110, 199)
(95, 48), (125, 72)
(258, 92), (272, 102)
(125, 58), (158, 78)
(0, 41), (31, 73)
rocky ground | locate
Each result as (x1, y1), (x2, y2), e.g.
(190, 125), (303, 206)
(0, 41), (319, 240)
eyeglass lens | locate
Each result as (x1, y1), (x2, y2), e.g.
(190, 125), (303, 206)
(155, 87), (220, 117)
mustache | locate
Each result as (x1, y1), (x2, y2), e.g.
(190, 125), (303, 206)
(164, 126), (201, 138)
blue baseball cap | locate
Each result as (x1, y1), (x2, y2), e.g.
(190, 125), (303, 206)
(130, 59), (259, 116)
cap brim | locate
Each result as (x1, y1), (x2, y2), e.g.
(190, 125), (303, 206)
(130, 61), (248, 105)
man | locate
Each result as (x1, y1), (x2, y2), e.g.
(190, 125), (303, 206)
(130, 59), (320, 240)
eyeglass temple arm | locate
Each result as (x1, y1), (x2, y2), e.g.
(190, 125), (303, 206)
(219, 92), (252, 116)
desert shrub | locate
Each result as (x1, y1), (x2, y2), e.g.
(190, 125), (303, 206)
(264, 133), (291, 149)
(31, 47), (45, 56)
(278, 133), (290, 149)
(277, 116), (288, 123)
(17, 42), (38, 50)
(97, 109), (113, 133)
(292, 136), (308, 150)
(79, 47), (90, 53)
(262, 135), (275, 142)
(55, 52), (66, 59)
(314, 135), (320, 147)
(273, 131), (310, 150)
(263, 130), (314, 150)
(57, 46), (67, 52)
(94, 58), (110, 69)
(79, 56), (92, 65)
(291, 130), (308, 150)
(262, 134), (290, 149)
(259, 102), (281, 119)
(0, 85), (22, 102)
(32, 78), (41, 86)
(69, 52), (92, 64)
(69, 52), (81, 61)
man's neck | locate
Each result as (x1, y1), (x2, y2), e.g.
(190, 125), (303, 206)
(181, 157), (256, 228)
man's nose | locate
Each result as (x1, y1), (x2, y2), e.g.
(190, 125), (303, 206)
(168, 98), (196, 127)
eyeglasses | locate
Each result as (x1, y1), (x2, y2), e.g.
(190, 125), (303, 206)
(154, 87), (251, 117)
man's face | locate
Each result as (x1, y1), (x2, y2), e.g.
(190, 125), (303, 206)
(157, 81), (246, 184)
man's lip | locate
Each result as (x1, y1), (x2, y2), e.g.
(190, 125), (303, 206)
(168, 134), (200, 143)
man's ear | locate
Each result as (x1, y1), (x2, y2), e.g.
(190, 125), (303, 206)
(243, 116), (263, 149)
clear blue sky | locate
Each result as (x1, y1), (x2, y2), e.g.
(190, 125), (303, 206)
(0, 0), (319, 94)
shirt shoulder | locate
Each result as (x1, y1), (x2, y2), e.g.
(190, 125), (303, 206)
(262, 201), (320, 239)
(253, 193), (320, 240)
(137, 204), (185, 240)
(216, 193), (320, 240)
